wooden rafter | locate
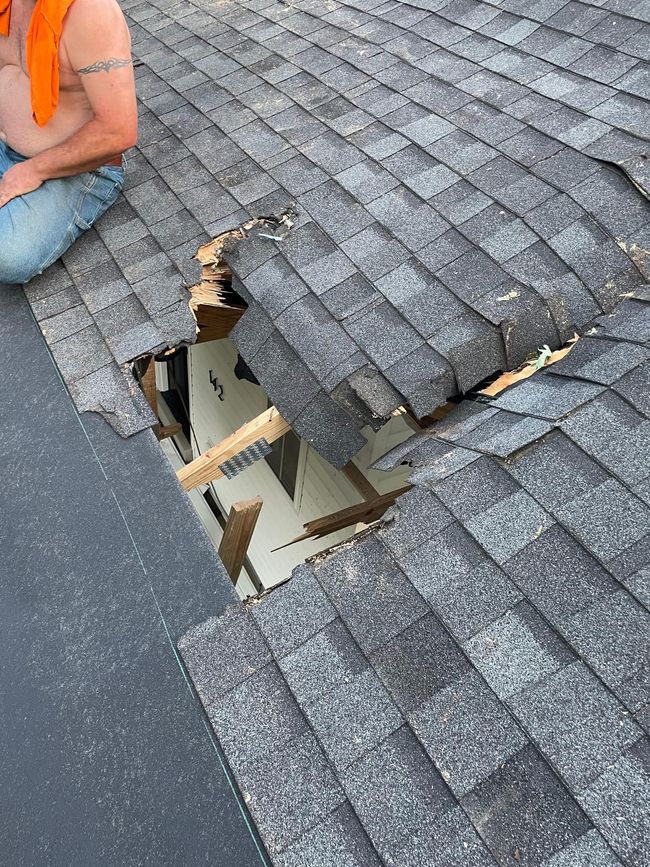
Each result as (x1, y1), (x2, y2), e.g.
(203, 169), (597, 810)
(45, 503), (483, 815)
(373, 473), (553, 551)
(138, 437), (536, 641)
(342, 461), (380, 501)
(177, 406), (291, 491)
(218, 497), (263, 584)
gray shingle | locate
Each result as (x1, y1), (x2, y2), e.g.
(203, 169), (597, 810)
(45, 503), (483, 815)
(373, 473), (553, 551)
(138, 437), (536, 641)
(509, 661), (643, 792)
(320, 273), (380, 321)
(276, 296), (358, 378)
(315, 535), (428, 654)
(401, 521), (490, 601)
(506, 430), (610, 510)
(342, 726), (455, 863)
(370, 613), (469, 714)
(540, 830), (622, 866)
(367, 185), (449, 252)
(239, 731), (346, 855)
(578, 739), (650, 867)
(279, 618), (367, 708)
(392, 804), (496, 867)
(453, 410), (553, 458)
(376, 259), (466, 338)
(428, 311), (506, 393)
(274, 803), (382, 867)
(462, 744), (592, 867)
(504, 524), (618, 624)
(340, 224), (410, 282)
(553, 478), (650, 564)
(303, 666), (403, 772)
(464, 489), (554, 564)
(562, 590), (650, 711)
(335, 159), (400, 204)
(243, 255), (310, 318)
(464, 601), (574, 700)
(298, 180), (375, 243)
(343, 301), (424, 369)
(493, 375), (605, 420)
(384, 344), (457, 418)
(559, 392), (650, 487)
(411, 668), (528, 798)
(178, 605), (272, 705)
(292, 390), (367, 467)
(206, 662), (306, 768)
(49, 324), (114, 383)
(433, 455), (520, 521)
(380, 486), (454, 559)
(251, 564), (336, 658)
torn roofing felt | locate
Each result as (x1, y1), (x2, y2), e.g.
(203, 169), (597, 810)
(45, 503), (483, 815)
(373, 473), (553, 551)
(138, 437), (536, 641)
(179, 290), (650, 867)
(21, 0), (650, 454)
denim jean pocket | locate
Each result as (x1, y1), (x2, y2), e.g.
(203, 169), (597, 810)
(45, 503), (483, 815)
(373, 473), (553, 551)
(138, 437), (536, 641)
(74, 171), (123, 231)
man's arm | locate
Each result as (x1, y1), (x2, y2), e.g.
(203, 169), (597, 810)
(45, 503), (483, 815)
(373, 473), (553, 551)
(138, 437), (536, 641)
(0, 0), (137, 206)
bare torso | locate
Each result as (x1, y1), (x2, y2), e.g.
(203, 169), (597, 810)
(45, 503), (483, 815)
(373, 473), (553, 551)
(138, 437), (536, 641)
(0, 0), (93, 157)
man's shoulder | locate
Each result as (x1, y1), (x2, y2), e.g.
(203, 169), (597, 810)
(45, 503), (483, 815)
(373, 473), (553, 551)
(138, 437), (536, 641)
(64, 0), (128, 32)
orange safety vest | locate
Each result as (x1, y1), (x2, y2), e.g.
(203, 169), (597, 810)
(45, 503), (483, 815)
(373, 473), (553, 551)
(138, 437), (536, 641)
(0, 0), (76, 127)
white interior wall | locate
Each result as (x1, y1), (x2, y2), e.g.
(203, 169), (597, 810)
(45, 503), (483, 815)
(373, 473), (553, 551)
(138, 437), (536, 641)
(186, 339), (412, 591)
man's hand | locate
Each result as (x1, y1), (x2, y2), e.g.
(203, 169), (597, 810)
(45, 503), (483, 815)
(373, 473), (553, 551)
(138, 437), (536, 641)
(0, 161), (44, 208)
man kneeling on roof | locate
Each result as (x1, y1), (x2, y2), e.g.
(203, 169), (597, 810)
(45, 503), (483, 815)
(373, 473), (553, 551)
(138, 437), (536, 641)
(0, 0), (136, 284)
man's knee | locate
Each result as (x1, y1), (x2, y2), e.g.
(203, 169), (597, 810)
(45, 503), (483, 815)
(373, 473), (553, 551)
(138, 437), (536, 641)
(0, 247), (42, 285)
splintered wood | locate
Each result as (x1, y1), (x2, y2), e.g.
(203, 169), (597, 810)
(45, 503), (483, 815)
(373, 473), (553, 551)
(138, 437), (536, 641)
(177, 406), (291, 491)
(478, 334), (580, 398)
(275, 484), (412, 549)
(189, 210), (295, 343)
(188, 257), (246, 344)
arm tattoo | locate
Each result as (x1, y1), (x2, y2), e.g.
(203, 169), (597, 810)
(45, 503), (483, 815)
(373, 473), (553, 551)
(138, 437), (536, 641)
(77, 57), (133, 74)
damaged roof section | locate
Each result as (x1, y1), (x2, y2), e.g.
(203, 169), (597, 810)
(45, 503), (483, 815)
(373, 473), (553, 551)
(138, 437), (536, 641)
(22, 0), (650, 452)
(144, 0), (650, 463)
(179, 290), (650, 867)
(21, 228), (197, 437)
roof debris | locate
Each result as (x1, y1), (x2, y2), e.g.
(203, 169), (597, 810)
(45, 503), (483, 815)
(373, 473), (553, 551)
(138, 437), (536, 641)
(479, 336), (580, 398)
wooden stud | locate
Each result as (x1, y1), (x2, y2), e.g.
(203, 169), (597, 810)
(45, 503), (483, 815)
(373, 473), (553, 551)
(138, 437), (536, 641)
(342, 461), (380, 501)
(140, 357), (160, 437)
(158, 422), (182, 440)
(140, 357), (158, 417)
(218, 496), (263, 584)
(177, 406), (291, 491)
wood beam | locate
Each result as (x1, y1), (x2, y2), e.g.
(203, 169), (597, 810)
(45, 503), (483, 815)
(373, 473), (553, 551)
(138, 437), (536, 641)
(140, 357), (158, 417)
(194, 302), (246, 343)
(177, 406), (291, 491)
(158, 422), (182, 440)
(218, 497), (263, 585)
(140, 357), (160, 437)
(274, 484), (412, 549)
(342, 461), (380, 501)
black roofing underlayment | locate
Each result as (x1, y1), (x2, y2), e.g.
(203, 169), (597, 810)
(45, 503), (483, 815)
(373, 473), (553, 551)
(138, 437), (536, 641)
(23, 0), (650, 458)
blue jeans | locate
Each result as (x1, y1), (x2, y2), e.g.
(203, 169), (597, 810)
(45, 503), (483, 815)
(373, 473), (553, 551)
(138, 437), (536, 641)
(0, 141), (124, 284)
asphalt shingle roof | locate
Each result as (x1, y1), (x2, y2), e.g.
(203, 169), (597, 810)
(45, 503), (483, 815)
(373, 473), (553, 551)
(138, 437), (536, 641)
(180, 289), (650, 865)
(11, 0), (650, 857)
(13, 0), (648, 454)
